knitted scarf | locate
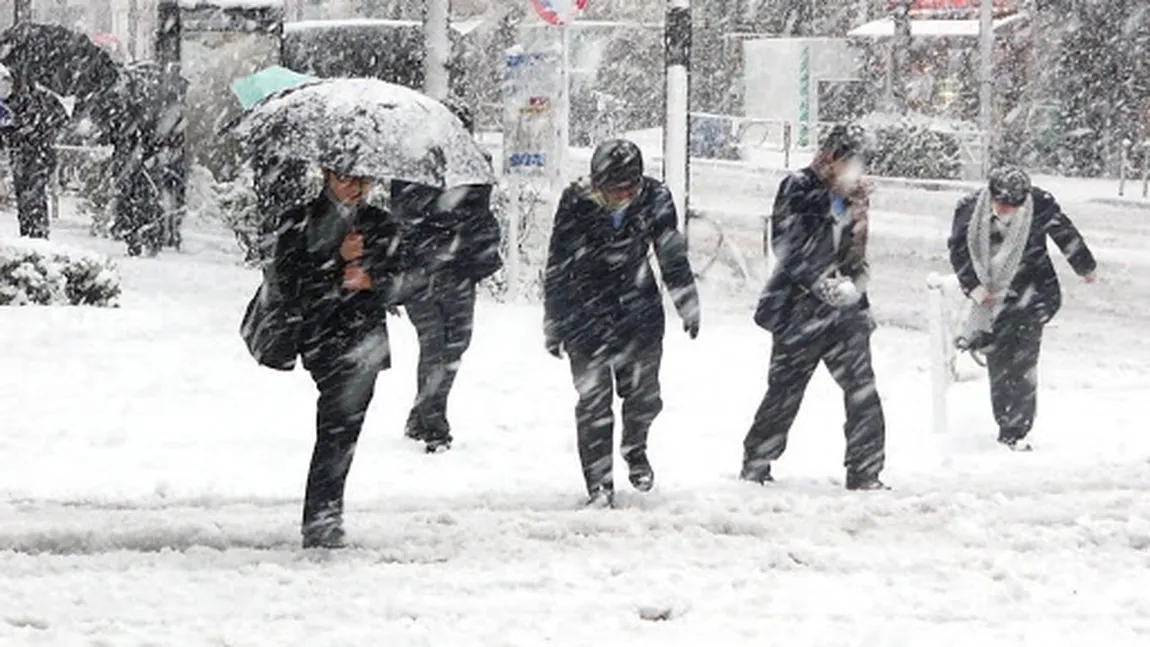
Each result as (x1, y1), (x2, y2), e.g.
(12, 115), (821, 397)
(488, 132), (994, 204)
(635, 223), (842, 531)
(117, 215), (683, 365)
(962, 187), (1033, 338)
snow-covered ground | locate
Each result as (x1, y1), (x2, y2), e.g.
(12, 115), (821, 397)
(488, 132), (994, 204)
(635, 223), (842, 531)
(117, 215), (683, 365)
(1, 174), (1148, 646)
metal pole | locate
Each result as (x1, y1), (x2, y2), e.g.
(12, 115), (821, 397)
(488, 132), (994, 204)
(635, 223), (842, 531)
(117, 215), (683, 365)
(14, 0), (31, 23)
(557, 6), (572, 192)
(128, 0), (140, 61)
(978, 0), (994, 179)
(156, 0), (187, 249)
(664, 0), (691, 239)
(423, 0), (450, 101)
(926, 273), (951, 436)
(891, 0), (912, 114)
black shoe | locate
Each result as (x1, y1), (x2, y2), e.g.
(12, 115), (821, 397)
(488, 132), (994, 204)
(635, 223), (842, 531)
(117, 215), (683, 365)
(845, 473), (889, 491)
(302, 519), (346, 549)
(626, 453), (654, 492)
(424, 436), (452, 454)
(998, 436), (1033, 452)
(404, 422), (427, 442)
(585, 482), (615, 508)
(740, 461), (774, 485)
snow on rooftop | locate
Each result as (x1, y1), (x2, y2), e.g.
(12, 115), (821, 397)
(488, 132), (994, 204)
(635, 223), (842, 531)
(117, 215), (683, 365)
(177, 0), (283, 9)
(848, 12), (1027, 38)
(284, 18), (481, 34)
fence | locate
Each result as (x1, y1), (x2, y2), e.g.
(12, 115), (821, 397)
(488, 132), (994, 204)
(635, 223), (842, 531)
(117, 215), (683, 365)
(1118, 139), (1150, 199)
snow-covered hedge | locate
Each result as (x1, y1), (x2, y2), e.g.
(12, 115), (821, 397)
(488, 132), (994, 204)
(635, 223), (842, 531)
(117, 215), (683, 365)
(820, 116), (964, 180)
(0, 238), (121, 307)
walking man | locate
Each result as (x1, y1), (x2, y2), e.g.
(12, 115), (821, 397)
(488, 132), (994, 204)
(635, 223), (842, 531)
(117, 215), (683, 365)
(741, 124), (888, 491)
(256, 163), (426, 548)
(1, 71), (68, 239)
(948, 165), (1097, 451)
(390, 101), (502, 453)
(544, 139), (701, 507)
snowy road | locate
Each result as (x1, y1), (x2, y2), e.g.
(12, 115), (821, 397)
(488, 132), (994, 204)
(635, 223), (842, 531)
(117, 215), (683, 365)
(1, 181), (1148, 645)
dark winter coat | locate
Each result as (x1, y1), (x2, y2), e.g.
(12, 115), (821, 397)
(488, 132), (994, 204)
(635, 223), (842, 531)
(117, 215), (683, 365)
(389, 179), (503, 290)
(0, 84), (69, 149)
(754, 167), (870, 335)
(543, 176), (699, 355)
(948, 187), (1096, 324)
(258, 196), (423, 373)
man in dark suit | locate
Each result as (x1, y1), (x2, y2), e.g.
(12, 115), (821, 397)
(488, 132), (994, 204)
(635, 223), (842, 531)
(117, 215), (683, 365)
(264, 163), (429, 548)
(544, 139), (700, 507)
(1, 73), (68, 238)
(948, 165), (1097, 451)
(389, 100), (503, 453)
(742, 124), (888, 491)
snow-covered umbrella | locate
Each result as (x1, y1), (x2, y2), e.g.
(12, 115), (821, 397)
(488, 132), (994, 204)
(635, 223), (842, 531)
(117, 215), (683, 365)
(229, 65), (317, 111)
(225, 77), (495, 189)
(0, 22), (120, 111)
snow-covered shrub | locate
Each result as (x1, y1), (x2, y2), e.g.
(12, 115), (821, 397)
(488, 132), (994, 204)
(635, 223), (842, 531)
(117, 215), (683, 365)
(0, 238), (121, 307)
(77, 155), (115, 238)
(213, 171), (263, 264)
(819, 116), (964, 180)
(868, 121), (962, 180)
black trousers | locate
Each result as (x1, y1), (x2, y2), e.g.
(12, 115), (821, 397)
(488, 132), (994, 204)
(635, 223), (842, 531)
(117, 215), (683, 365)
(404, 280), (477, 442)
(302, 360), (380, 530)
(743, 311), (886, 479)
(11, 145), (55, 239)
(567, 341), (664, 494)
(987, 316), (1043, 442)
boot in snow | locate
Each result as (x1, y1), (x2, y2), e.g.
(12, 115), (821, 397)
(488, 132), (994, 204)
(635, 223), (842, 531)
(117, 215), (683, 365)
(626, 452), (654, 492)
(846, 473), (890, 491)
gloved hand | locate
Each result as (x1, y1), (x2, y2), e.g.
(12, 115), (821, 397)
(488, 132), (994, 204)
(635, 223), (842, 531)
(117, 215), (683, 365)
(814, 276), (862, 308)
(683, 315), (700, 340)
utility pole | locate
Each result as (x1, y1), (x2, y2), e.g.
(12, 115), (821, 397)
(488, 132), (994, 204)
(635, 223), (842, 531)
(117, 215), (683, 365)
(14, 0), (31, 23)
(664, 0), (691, 240)
(891, 0), (912, 114)
(423, 0), (450, 100)
(978, 0), (994, 178)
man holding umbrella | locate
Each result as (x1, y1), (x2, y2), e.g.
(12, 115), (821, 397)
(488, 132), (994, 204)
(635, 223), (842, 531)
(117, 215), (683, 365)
(231, 77), (496, 546)
(0, 23), (120, 239)
(262, 160), (423, 549)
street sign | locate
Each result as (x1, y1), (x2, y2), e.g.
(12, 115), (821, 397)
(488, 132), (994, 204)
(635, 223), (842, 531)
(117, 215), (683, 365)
(529, 0), (588, 26)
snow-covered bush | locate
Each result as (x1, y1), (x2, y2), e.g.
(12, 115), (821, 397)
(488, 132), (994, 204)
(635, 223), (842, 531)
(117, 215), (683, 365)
(213, 171), (263, 264)
(0, 238), (121, 307)
(868, 121), (962, 180)
(77, 155), (115, 238)
(820, 116), (964, 180)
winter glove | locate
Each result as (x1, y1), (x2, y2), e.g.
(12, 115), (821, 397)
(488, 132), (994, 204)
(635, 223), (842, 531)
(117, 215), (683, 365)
(813, 275), (862, 308)
(683, 315), (700, 340)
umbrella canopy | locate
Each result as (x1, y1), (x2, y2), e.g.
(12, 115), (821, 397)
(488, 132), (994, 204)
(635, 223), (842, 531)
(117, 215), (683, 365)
(227, 77), (495, 189)
(230, 65), (317, 111)
(0, 22), (120, 110)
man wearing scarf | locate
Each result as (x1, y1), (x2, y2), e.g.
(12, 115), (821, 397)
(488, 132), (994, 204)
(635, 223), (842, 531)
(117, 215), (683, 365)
(544, 139), (700, 507)
(742, 124), (888, 491)
(949, 166), (1097, 451)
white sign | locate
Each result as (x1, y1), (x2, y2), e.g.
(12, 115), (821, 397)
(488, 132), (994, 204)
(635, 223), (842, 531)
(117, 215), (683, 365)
(503, 49), (562, 185)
